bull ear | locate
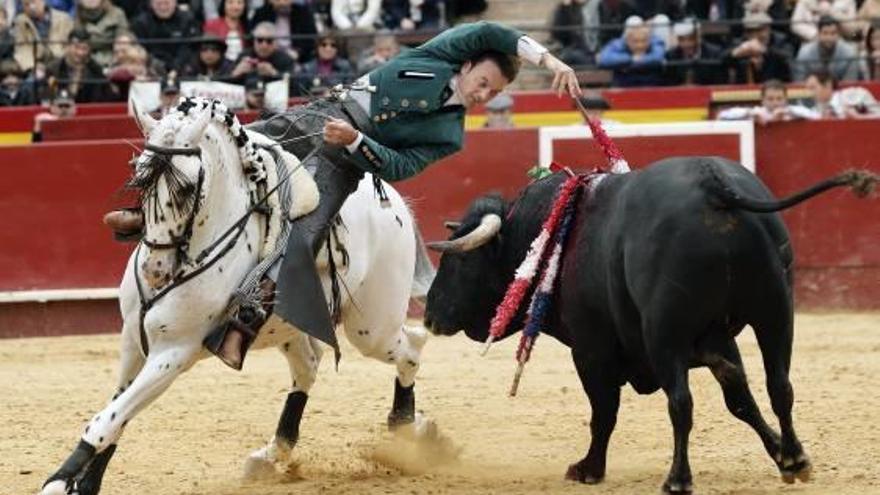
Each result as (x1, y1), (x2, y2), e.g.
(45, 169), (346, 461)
(443, 221), (461, 231)
(131, 101), (158, 137)
(427, 214), (502, 253)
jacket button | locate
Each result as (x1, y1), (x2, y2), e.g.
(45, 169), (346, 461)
(381, 113), (388, 120)
(401, 99), (410, 107)
(373, 115), (381, 122)
(382, 97), (390, 106)
(418, 100), (428, 108)
(390, 111), (397, 118)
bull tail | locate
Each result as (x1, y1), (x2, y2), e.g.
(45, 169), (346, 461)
(705, 163), (878, 213)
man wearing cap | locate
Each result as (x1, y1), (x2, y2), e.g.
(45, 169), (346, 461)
(483, 92), (515, 129)
(106, 21), (581, 370)
(46, 28), (110, 102)
(150, 72), (181, 118)
(664, 19), (725, 85)
(243, 76), (267, 111)
(723, 11), (792, 84)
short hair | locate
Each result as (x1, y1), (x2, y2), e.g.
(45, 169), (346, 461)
(466, 50), (520, 82)
(761, 79), (786, 97)
(252, 21), (276, 37)
(817, 15), (839, 31)
(806, 68), (838, 89)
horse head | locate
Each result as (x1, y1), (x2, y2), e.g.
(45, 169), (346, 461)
(130, 98), (257, 290)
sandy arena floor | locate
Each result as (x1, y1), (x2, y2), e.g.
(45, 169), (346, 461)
(2, 313), (879, 495)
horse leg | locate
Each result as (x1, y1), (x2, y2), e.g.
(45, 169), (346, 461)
(385, 324), (429, 430)
(41, 345), (200, 495)
(244, 331), (323, 480)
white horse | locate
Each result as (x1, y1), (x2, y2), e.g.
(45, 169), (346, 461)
(41, 98), (432, 495)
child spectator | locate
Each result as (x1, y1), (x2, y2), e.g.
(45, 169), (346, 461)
(74, 0), (130, 68)
(14, 0), (74, 73)
(794, 15), (859, 81)
(45, 28), (110, 101)
(203, 0), (248, 62)
(803, 68), (839, 117)
(250, 0), (318, 63)
(131, 0), (202, 73)
(597, 15), (666, 87)
(717, 79), (816, 124)
(0, 59), (38, 105)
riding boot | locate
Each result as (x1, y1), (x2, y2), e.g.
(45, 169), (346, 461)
(103, 208), (144, 242)
(204, 278), (276, 370)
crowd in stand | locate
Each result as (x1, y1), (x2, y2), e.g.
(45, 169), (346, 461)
(0, 0), (487, 106)
(550, 0), (880, 87)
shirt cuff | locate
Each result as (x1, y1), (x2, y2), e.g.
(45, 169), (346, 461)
(518, 36), (549, 66)
(345, 131), (364, 154)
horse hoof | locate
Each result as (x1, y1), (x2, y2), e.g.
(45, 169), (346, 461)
(41, 480), (68, 495)
(662, 480), (693, 494)
(780, 455), (811, 484)
(243, 450), (276, 482)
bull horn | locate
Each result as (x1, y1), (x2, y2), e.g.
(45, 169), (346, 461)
(443, 221), (461, 230)
(427, 214), (502, 253)
(131, 101), (157, 137)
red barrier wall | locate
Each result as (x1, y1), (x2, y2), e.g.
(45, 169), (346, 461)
(0, 120), (877, 338)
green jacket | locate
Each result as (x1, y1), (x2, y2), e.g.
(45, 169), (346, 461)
(348, 21), (523, 182)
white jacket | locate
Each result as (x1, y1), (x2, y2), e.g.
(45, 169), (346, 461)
(331, 0), (382, 30)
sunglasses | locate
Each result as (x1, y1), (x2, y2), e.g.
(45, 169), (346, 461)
(254, 37), (274, 44)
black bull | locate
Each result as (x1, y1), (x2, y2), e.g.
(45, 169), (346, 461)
(424, 157), (877, 494)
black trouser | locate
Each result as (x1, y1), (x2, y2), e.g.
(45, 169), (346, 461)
(248, 98), (372, 355)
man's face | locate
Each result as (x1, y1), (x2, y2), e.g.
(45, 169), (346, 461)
(818, 24), (839, 51)
(625, 27), (650, 56)
(677, 34), (697, 57)
(317, 38), (338, 62)
(457, 60), (509, 109)
(253, 29), (276, 58)
(23, 0), (46, 19)
(805, 75), (833, 104)
(762, 88), (787, 111)
(66, 40), (90, 65)
(151, 0), (176, 19)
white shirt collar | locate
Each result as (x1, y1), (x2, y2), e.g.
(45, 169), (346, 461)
(444, 75), (462, 107)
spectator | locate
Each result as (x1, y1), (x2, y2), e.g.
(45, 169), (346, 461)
(106, 41), (156, 99)
(831, 86), (880, 117)
(33, 87), (75, 140)
(723, 12), (792, 83)
(181, 34), (234, 78)
(791, 0), (857, 43)
(243, 75), (265, 110)
(577, 91), (619, 123)
(483, 92), (514, 129)
(861, 20), (880, 80)
(803, 68), (839, 117)
(46, 28), (110, 101)
(382, 0), (444, 31)
(44, 0), (76, 15)
(297, 32), (353, 93)
(74, 0), (130, 68)
(355, 30), (400, 75)
(13, 0), (74, 73)
(150, 71), (180, 117)
(230, 21), (295, 83)
(793, 15), (859, 81)
(131, 0), (202, 73)
(717, 79), (816, 124)
(250, 0), (318, 63)
(551, 0), (595, 67)
(664, 18), (725, 85)
(0, 59), (38, 105)
(0, 8), (13, 62)
(203, 0), (248, 62)
(331, 0), (381, 30)
(597, 15), (665, 87)
(858, 0), (880, 34)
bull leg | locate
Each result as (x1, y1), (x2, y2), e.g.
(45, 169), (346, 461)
(657, 357), (694, 494)
(753, 312), (811, 483)
(564, 347), (621, 484)
(243, 331), (323, 480)
(703, 339), (783, 467)
(42, 345), (200, 495)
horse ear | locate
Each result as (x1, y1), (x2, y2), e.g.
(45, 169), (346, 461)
(132, 101), (157, 137)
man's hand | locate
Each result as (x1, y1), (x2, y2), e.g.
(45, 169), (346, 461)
(323, 118), (358, 146)
(541, 53), (582, 98)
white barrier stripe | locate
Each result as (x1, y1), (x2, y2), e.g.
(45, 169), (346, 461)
(0, 288), (119, 304)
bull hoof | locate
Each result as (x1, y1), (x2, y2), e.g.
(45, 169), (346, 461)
(780, 455), (812, 484)
(40, 480), (69, 495)
(564, 460), (604, 484)
(662, 480), (693, 494)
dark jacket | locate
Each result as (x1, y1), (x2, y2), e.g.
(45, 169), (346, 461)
(232, 48), (296, 84)
(597, 0), (639, 47)
(382, 0), (443, 29)
(45, 56), (110, 102)
(724, 46), (792, 84)
(665, 41), (726, 85)
(250, 3), (318, 63)
(598, 35), (667, 87)
(180, 57), (236, 80)
(296, 57), (354, 94)
(131, 9), (201, 73)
